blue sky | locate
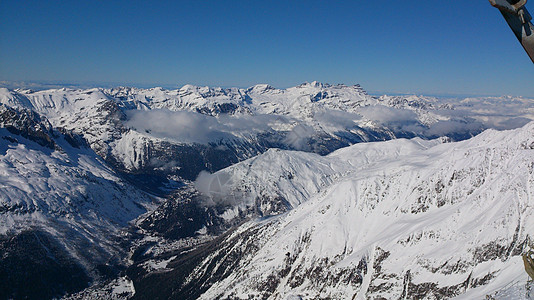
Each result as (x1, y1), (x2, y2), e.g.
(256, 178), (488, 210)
(1, 0), (533, 96)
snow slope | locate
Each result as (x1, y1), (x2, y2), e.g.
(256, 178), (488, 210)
(176, 122), (534, 299)
(194, 137), (444, 219)
(0, 105), (153, 264)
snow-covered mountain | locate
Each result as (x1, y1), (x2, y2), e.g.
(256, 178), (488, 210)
(1, 83), (533, 191)
(2, 82), (534, 299)
(126, 122), (534, 299)
(0, 104), (154, 299)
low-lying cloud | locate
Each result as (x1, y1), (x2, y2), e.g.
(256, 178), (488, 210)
(434, 97), (534, 131)
(126, 109), (280, 144)
(358, 105), (419, 125)
(125, 95), (534, 147)
(126, 110), (229, 144)
(424, 120), (484, 137)
(194, 170), (244, 206)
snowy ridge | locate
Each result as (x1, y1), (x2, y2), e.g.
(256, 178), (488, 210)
(194, 137), (444, 219)
(0, 88), (127, 162)
(179, 122), (534, 299)
(104, 82), (373, 117)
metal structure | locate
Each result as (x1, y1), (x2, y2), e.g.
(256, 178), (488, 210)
(490, 0), (534, 63)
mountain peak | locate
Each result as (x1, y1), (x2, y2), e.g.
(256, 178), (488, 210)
(248, 83), (275, 94)
(296, 81), (330, 89)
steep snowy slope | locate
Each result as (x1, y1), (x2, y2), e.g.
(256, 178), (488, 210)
(129, 122), (534, 299)
(0, 105), (154, 299)
(0, 104), (152, 229)
(0, 87), (127, 161)
(193, 137), (444, 220)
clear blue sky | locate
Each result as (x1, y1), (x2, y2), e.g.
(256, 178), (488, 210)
(1, 0), (533, 96)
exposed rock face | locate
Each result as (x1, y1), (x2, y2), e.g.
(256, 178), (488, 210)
(0, 104), (56, 149)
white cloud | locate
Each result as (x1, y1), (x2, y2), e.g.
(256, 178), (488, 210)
(194, 170), (243, 206)
(425, 120), (483, 137)
(126, 109), (230, 144)
(357, 105), (418, 124)
(125, 109), (281, 144)
(283, 124), (315, 150)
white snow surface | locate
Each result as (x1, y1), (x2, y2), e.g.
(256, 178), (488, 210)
(1, 84), (534, 167)
(0, 82), (533, 190)
(194, 137), (444, 212)
(2, 84), (534, 297)
(192, 122), (534, 299)
(0, 125), (153, 260)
